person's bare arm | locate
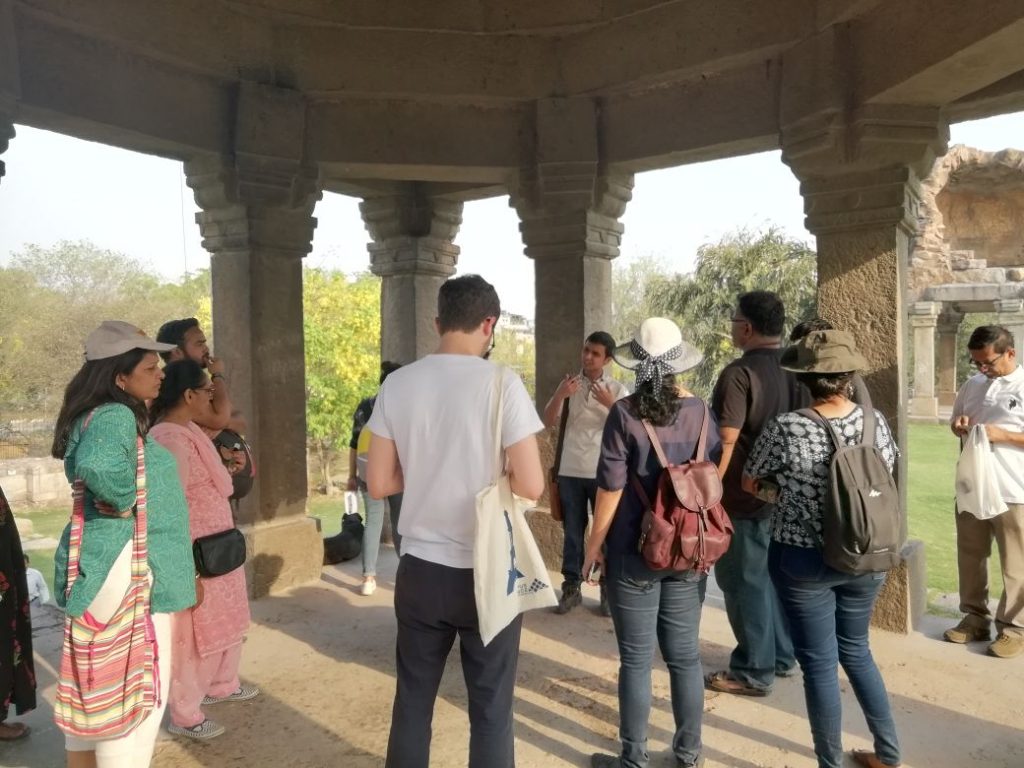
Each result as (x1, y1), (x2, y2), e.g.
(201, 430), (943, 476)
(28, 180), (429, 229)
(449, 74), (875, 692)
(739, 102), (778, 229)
(717, 426), (741, 478)
(542, 375), (580, 428)
(984, 426), (1024, 447)
(506, 434), (545, 500)
(226, 412), (247, 434)
(582, 488), (624, 583)
(197, 357), (231, 431)
(367, 434), (404, 498)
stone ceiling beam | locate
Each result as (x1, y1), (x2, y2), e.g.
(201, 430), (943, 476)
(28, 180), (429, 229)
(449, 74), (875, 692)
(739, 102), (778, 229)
(13, 13), (231, 157)
(558, 0), (811, 95)
(309, 99), (526, 183)
(605, 62), (781, 173)
(945, 70), (1024, 124)
(854, 0), (1024, 107)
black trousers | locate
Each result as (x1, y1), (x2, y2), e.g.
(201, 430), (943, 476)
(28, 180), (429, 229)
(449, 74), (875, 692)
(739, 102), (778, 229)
(385, 555), (523, 768)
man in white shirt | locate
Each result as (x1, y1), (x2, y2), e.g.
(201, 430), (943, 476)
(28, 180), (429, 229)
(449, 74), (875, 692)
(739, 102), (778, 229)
(24, 553), (50, 606)
(949, 324), (1024, 659)
(367, 274), (545, 768)
(542, 332), (628, 615)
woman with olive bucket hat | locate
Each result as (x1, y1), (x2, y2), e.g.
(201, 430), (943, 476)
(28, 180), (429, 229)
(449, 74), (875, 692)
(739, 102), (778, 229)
(582, 317), (720, 768)
(743, 330), (901, 768)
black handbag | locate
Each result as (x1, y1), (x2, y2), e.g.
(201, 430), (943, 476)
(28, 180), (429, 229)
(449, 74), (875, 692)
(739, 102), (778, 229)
(193, 527), (247, 577)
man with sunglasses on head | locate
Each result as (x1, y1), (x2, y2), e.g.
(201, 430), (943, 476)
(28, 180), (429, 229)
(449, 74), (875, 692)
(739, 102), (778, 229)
(948, 324), (1024, 659)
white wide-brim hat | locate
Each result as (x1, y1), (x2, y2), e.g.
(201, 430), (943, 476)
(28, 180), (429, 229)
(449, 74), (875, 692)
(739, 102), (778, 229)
(612, 317), (703, 374)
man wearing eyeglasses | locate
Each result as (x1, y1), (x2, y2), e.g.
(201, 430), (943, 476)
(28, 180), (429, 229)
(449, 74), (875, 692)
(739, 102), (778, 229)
(948, 325), (1024, 659)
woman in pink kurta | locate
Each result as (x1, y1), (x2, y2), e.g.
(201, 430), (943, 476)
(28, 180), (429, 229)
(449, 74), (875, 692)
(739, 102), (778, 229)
(150, 360), (257, 741)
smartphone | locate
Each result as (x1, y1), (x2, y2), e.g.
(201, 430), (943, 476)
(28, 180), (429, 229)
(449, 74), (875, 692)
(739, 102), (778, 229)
(587, 562), (601, 582)
(754, 477), (781, 504)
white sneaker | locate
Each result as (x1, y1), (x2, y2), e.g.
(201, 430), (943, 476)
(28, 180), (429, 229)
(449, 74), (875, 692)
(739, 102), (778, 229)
(360, 577), (377, 596)
(167, 719), (226, 740)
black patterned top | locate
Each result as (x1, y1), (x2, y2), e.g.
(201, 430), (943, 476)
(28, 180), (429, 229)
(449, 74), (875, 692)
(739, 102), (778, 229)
(743, 406), (898, 548)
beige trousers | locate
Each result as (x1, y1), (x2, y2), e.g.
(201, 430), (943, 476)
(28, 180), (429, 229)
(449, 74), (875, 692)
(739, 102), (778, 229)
(955, 502), (1024, 638)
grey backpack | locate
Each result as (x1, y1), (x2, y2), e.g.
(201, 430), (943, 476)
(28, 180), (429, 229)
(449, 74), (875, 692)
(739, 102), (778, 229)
(798, 401), (902, 574)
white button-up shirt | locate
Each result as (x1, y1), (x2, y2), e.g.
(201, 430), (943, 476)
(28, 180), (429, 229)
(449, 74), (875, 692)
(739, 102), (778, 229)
(559, 373), (629, 479)
(953, 365), (1024, 504)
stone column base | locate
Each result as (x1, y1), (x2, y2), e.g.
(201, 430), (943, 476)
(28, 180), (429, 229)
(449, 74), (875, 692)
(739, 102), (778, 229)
(871, 539), (927, 633)
(241, 516), (324, 599)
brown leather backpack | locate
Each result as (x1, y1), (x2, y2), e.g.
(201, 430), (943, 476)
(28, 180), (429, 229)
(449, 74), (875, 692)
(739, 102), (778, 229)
(631, 401), (734, 573)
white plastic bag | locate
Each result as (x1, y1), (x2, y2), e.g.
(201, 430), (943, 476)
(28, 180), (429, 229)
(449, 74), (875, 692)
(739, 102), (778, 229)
(474, 369), (556, 646)
(955, 425), (1008, 520)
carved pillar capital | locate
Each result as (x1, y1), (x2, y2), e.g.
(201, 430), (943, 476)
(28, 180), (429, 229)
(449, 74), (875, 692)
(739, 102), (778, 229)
(185, 153), (321, 259)
(360, 191), (462, 278)
(909, 301), (942, 327)
(512, 167), (634, 262)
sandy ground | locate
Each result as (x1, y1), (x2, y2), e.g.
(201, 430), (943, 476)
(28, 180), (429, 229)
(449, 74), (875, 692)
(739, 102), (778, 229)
(4, 547), (1022, 768)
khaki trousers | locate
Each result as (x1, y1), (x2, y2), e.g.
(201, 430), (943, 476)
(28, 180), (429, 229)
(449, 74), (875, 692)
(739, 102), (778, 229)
(955, 503), (1024, 638)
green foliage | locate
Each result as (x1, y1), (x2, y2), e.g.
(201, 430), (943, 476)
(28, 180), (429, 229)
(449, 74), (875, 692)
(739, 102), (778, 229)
(303, 269), (382, 484)
(648, 227), (818, 396)
(610, 254), (672, 348)
(0, 241), (208, 419)
(489, 326), (537, 400)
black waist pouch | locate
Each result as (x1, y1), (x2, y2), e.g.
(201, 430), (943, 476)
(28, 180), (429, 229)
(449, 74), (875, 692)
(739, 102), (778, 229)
(193, 528), (247, 577)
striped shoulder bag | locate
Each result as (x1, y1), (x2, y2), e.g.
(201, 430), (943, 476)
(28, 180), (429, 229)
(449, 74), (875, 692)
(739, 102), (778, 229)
(53, 428), (159, 738)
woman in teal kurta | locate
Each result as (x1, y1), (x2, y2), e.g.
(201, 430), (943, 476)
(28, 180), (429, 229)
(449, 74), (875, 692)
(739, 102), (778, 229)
(51, 321), (195, 768)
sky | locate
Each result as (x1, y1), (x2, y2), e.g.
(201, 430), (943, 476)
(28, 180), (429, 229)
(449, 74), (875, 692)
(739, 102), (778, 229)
(1, 112), (1023, 319)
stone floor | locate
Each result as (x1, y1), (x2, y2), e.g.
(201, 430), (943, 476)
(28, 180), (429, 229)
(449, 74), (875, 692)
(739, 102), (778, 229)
(4, 548), (1022, 768)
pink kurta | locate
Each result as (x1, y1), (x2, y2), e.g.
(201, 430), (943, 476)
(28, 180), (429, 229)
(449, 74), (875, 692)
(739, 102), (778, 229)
(152, 421), (251, 728)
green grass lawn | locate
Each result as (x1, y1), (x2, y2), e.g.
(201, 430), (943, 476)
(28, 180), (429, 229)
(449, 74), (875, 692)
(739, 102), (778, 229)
(906, 422), (1001, 598)
(12, 425), (1003, 612)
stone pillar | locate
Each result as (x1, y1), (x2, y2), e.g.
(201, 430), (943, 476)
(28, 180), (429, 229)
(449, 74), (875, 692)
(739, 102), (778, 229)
(185, 83), (323, 598)
(360, 188), (462, 363)
(909, 301), (941, 418)
(0, 118), (12, 184)
(783, 102), (948, 632)
(996, 299), (1024, 354)
(936, 308), (962, 407)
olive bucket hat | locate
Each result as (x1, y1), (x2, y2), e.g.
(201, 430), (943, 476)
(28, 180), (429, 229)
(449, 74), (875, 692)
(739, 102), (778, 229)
(779, 329), (867, 373)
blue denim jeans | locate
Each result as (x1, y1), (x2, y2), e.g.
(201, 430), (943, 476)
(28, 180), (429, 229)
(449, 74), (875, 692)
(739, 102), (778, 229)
(713, 515), (795, 690)
(769, 542), (901, 768)
(605, 552), (706, 768)
(557, 475), (598, 587)
(361, 489), (386, 576)
(388, 492), (404, 557)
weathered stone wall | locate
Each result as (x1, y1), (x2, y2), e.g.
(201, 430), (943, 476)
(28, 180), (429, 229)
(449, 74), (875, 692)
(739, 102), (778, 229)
(0, 457), (67, 506)
(910, 146), (1024, 303)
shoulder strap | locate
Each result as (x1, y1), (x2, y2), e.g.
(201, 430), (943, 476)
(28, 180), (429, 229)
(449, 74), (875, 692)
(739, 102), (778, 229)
(797, 407), (844, 452)
(490, 366), (507, 479)
(551, 397), (571, 474)
(640, 398), (711, 467)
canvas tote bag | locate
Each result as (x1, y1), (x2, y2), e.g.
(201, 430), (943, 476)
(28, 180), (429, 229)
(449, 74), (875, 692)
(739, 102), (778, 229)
(54, 430), (159, 738)
(474, 367), (557, 645)
(956, 424), (1008, 520)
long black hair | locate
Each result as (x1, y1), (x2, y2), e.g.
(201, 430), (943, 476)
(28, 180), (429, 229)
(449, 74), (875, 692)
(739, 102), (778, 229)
(628, 374), (684, 427)
(51, 349), (151, 458)
(149, 359), (207, 425)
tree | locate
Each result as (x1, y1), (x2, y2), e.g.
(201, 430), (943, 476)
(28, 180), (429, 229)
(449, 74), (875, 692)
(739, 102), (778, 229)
(649, 228), (817, 396)
(0, 241), (208, 419)
(303, 269), (382, 490)
(611, 254), (672, 347)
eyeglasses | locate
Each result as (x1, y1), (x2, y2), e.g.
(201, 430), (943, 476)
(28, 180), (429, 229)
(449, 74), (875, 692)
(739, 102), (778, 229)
(191, 385), (215, 396)
(970, 351), (1007, 371)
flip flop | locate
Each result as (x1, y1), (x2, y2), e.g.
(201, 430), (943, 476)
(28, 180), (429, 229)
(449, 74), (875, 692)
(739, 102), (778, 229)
(850, 750), (901, 768)
(703, 670), (769, 697)
(0, 722), (30, 741)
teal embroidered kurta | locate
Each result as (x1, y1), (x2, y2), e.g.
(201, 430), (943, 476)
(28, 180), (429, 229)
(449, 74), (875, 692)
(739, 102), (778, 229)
(54, 403), (196, 616)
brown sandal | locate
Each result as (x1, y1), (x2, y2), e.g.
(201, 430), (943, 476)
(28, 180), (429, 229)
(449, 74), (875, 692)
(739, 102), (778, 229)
(851, 750), (900, 767)
(703, 670), (769, 697)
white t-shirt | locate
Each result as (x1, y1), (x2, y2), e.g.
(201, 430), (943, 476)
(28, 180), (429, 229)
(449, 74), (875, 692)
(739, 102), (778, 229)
(25, 566), (50, 604)
(366, 354), (544, 569)
(953, 366), (1024, 503)
(559, 373), (629, 479)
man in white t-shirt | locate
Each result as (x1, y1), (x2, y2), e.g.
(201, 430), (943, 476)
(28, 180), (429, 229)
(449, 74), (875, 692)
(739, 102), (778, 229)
(542, 331), (628, 615)
(366, 274), (545, 768)
(949, 324), (1024, 659)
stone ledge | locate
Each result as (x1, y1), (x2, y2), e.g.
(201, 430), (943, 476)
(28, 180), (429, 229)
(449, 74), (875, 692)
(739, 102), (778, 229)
(241, 515), (324, 599)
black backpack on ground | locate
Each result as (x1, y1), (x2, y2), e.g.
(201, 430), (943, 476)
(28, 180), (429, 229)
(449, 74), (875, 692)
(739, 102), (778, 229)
(798, 397), (902, 575)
